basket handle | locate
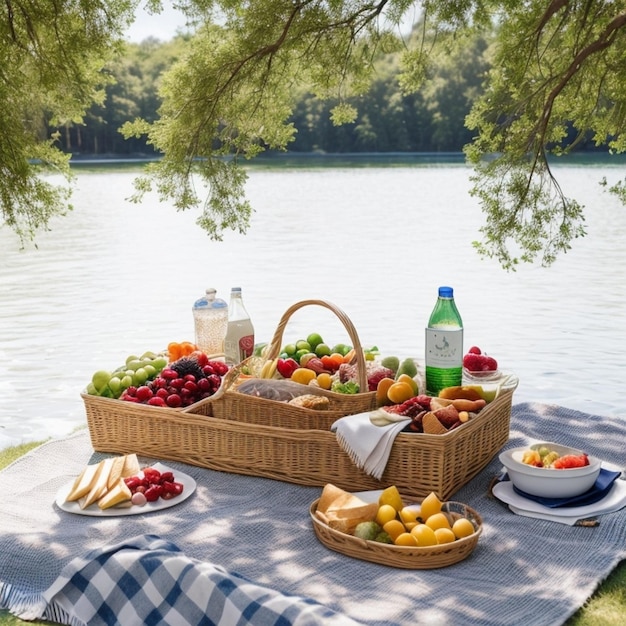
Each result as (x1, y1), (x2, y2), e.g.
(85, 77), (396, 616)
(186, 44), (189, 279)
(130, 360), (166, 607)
(264, 299), (368, 393)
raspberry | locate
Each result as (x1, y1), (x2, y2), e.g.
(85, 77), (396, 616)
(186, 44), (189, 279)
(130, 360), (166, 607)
(468, 346), (482, 355)
(484, 356), (498, 371)
(463, 353), (483, 371)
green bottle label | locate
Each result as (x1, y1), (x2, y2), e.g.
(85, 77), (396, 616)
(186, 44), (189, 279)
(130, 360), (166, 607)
(425, 327), (463, 394)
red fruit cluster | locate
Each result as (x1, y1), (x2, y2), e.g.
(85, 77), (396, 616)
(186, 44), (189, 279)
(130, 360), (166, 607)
(462, 346), (498, 372)
(124, 467), (183, 502)
(338, 362), (395, 391)
(552, 454), (589, 469)
(121, 353), (228, 408)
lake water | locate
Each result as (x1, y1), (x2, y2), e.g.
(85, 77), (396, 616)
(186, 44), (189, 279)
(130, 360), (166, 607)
(1, 158), (625, 448)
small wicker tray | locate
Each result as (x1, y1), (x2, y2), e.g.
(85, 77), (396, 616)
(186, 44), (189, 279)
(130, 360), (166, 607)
(310, 498), (482, 569)
(201, 300), (378, 428)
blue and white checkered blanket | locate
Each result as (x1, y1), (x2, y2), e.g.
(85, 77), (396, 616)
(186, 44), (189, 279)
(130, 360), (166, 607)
(40, 535), (358, 626)
(2, 403), (626, 626)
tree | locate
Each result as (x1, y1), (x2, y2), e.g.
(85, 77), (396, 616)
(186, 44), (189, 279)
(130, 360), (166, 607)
(4, 1), (626, 268)
(0, 0), (138, 245)
(124, 0), (626, 267)
(464, 1), (626, 268)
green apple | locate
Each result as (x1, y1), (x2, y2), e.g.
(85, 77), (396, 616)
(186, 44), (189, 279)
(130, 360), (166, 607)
(120, 375), (134, 390)
(133, 368), (149, 385)
(92, 370), (112, 392)
(108, 377), (122, 393)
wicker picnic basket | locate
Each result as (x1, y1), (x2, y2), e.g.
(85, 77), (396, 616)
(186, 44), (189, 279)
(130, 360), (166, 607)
(310, 499), (483, 569)
(83, 373), (516, 500)
(197, 299), (378, 430)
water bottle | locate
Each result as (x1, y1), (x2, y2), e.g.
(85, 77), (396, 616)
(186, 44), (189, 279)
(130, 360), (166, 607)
(192, 288), (228, 356)
(224, 287), (255, 366)
(425, 286), (463, 395)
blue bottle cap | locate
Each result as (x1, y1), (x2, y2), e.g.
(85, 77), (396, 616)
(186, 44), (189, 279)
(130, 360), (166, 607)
(438, 286), (454, 298)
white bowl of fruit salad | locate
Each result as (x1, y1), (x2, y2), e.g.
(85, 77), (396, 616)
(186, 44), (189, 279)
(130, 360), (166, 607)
(499, 442), (602, 498)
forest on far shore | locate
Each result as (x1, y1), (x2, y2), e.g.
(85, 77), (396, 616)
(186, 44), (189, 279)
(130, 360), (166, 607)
(53, 33), (605, 159)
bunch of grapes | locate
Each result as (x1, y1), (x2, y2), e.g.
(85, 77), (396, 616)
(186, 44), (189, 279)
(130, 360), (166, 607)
(121, 352), (228, 408)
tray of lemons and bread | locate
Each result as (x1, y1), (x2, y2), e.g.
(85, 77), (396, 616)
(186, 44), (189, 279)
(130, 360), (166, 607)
(310, 483), (482, 569)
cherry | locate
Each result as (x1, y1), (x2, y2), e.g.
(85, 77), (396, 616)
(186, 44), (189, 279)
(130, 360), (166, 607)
(135, 386), (153, 402)
(165, 393), (182, 408)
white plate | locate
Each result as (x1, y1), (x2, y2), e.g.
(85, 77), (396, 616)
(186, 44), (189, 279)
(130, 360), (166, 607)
(55, 462), (196, 517)
(492, 474), (626, 519)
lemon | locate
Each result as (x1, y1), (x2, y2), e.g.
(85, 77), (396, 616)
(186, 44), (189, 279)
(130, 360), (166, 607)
(316, 373), (332, 390)
(375, 504), (397, 526)
(399, 506), (419, 525)
(394, 532), (418, 546)
(410, 524), (438, 546)
(290, 368), (316, 385)
(434, 527), (456, 544)
(425, 512), (451, 531)
(418, 492), (442, 521)
(452, 517), (476, 539)
(378, 485), (404, 511)
(382, 519), (406, 541)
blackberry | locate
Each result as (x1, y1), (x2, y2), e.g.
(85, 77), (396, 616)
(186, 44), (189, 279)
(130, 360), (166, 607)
(169, 356), (205, 380)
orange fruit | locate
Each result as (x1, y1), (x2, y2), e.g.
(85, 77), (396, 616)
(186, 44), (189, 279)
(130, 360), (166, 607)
(386, 381), (414, 404)
(167, 342), (182, 361)
(180, 341), (197, 355)
(376, 377), (395, 406)
(396, 373), (419, 395)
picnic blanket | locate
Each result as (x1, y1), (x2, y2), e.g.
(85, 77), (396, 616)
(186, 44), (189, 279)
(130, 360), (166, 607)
(1, 402), (625, 626)
(39, 535), (358, 626)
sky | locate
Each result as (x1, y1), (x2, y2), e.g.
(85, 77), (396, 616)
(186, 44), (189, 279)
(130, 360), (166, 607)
(124, 3), (415, 43)
(125, 3), (189, 42)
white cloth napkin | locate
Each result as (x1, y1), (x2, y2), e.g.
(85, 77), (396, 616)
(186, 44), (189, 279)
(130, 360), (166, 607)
(331, 409), (411, 480)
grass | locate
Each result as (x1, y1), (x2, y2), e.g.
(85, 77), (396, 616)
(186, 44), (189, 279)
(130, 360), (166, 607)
(0, 441), (624, 625)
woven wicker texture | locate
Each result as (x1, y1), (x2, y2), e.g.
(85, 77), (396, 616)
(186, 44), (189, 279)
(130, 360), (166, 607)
(310, 499), (482, 569)
(83, 381), (515, 500)
(203, 300), (378, 428)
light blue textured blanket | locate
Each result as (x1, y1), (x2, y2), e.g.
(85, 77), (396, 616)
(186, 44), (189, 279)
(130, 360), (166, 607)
(1, 402), (625, 625)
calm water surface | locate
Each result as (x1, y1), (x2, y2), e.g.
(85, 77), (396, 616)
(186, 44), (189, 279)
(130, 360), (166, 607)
(1, 160), (625, 447)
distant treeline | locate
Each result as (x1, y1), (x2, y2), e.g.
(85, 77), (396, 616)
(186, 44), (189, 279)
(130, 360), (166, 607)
(51, 34), (602, 158)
